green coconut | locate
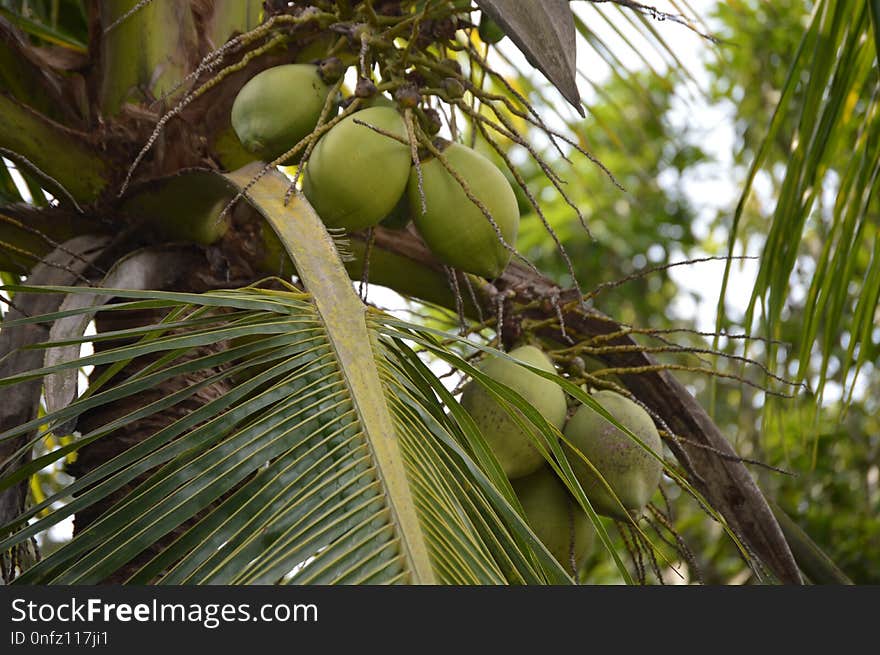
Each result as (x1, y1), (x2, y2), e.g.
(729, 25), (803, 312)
(303, 106), (411, 231)
(409, 142), (519, 278)
(120, 170), (233, 245)
(231, 64), (332, 162)
(513, 466), (595, 571)
(460, 345), (567, 479)
(563, 390), (663, 519)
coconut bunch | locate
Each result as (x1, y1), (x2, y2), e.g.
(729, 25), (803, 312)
(459, 345), (664, 573)
(222, 3), (668, 575)
(215, 0), (599, 285)
(231, 68), (519, 279)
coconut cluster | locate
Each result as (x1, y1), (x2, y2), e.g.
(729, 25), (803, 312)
(459, 345), (664, 571)
(229, 62), (662, 575)
(230, 64), (519, 279)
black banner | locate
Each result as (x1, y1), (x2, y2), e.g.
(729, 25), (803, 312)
(1, 585), (877, 651)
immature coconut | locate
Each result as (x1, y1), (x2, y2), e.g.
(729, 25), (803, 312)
(231, 64), (333, 162)
(513, 466), (595, 571)
(563, 390), (663, 519)
(120, 171), (233, 246)
(408, 142), (519, 279)
(460, 345), (566, 479)
(303, 106), (411, 231)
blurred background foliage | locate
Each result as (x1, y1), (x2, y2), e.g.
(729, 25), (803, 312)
(487, 0), (878, 583)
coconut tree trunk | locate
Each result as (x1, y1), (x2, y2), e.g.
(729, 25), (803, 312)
(67, 247), (263, 582)
(9, 2), (255, 582)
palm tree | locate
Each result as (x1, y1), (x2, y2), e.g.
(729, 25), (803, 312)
(0, 0), (870, 584)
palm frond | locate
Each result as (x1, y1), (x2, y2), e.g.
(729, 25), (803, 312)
(0, 281), (581, 584)
(717, 0), (880, 410)
(0, 6), (86, 52)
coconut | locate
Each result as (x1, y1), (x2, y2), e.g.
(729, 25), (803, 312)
(409, 142), (519, 279)
(231, 64), (333, 163)
(303, 107), (411, 231)
(513, 466), (595, 571)
(563, 390), (663, 519)
(460, 345), (566, 479)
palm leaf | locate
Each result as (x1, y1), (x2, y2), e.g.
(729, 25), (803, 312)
(475, 0), (582, 114)
(0, 6), (86, 52)
(0, 280), (580, 584)
(224, 164), (440, 582)
(716, 0), (880, 412)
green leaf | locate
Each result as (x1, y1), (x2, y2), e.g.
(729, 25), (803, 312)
(225, 163), (437, 583)
(0, 7), (86, 52)
(870, 0), (880, 65)
(718, 0), (880, 413)
(0, 283), (575, 584)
